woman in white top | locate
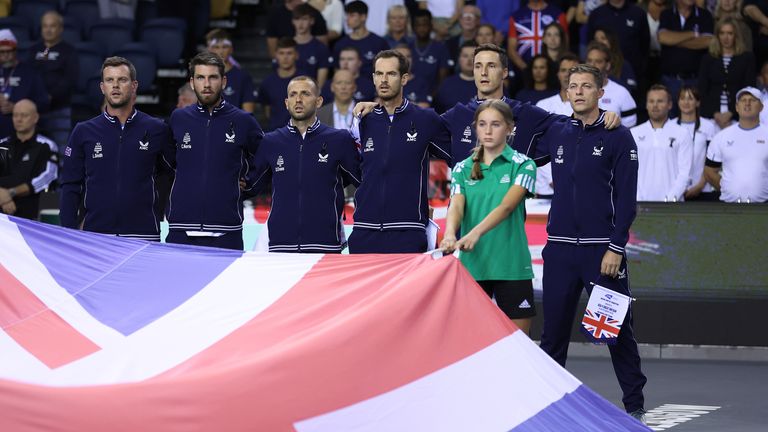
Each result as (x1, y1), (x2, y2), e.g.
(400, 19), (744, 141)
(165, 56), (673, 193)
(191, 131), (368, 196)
(308, 0), (344, 42)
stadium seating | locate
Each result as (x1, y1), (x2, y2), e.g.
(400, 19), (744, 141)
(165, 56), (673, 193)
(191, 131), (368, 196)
(13, 1), (58, 36)
(0, 17), (32, 42)
(114, 43), (158, 93)
(74, 41), (104, 92)
(62, 20), (82, 44)
(88, 19), (134, 56)
(64, 0), (99, 35)
(139, 18), (186, 68)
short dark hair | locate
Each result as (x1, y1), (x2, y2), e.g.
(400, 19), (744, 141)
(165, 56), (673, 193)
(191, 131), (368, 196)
(557, 52), (580, 67)
(188, 51), (225, 78)
(413, 8), (432, 23)
(678, 84), (701, 101)
(288, 75), (320, 95)
(374, 49), (409, 76)
(276, 37), (298, 50)
(473, 43), (508, 70)
(568, 63), (604, 88)
(345, 0), (368, 15)
(101, 56), (136, 81)
(459, 40), (479, 51)
(339, 45), (361, 59)
(647, 83), (672, 100)
(292, 4), (316, 19)
(585, 41), (611, 63)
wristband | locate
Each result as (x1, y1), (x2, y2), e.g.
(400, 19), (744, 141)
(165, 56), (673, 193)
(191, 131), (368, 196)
(8, 187), (16, 198)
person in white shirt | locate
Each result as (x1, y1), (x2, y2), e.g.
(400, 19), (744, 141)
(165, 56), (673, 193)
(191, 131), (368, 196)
(535, 53), (579, 197)
(630, 84), (693, 201)
(586, 42), (638, 127)
(316, 69), (356, 132)
(673, 85), (720, 201)
(705, 87), (768, 203)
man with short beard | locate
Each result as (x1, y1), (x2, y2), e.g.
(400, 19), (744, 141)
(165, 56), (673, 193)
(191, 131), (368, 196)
(60, 57), (174, 240)
(166, 52), (264, 250)
(249, 76), (360, 253)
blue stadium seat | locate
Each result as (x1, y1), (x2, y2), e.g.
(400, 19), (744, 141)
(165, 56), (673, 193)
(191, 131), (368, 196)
(135, 0), (158, 29)
(114, 43), (157, 93)
(64, 0), (99, 34)
(88, 19), (134, 56)
(62, 20), (82, 44)
(0, 17), (32, 42)
(139, 18), (186, 68)
(74, 41), (104, 92)
(13, 1), (59, 37)
(16, 40), (36, 63)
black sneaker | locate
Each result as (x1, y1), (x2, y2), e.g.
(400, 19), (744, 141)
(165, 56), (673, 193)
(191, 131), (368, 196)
(629, 408), (647, 425)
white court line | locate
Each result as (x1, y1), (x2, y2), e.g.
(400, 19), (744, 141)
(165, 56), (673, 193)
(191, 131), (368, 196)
(645, 404), (721, 431)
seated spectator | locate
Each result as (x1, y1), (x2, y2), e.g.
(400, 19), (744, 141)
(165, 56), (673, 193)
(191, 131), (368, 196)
(475, 24), (497, 46)
(258, 38), (302, 131)
(267, 0), (328, 58)
(658, 0), (714, 103)
(317, 69), (357, 130)
(207, 29), (257, 114)
(394, 44), (433, 107)
(418, 0), (464, 40)
(446, 5), (482, 63)
(574, 0), (604, 56)
(435, 41), (477, 113)
(308, 0), (345, 42)
(586, 41), (638, 126)
(515, 54), (559, 104)
(0, 30), (49, 140)
(673, 85), (721, 201)
(293, 4), (332, 89)
(588, 0), (651, 84)
(630, 85), (693, 201)
(176, 83), (197, 109)
(705, 87), (768, 202)
(0, 100), (57, 220)
(410, 9), (452, 95)
(384, 4), (413, 48)
(592, 26), (638, 92)
(542, 22), (569, 66)
(321, 46), (376, 104)
(698, 17), (756, 129)
(30, 11), (78, 157)
(714, 0), (752, 51)
(333, 1), (390, 76)
(507, 0), (568, 71)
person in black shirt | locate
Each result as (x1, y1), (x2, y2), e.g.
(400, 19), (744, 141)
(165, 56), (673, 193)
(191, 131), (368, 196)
(267, 0), (329, 58)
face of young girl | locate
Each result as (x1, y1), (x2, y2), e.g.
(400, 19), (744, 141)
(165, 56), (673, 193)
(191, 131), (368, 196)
(475, 108), (512, 151)
(678, 91), (699, 116)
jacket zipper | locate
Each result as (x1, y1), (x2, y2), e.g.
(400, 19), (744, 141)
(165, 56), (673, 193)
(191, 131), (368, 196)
(201, 114), (211, 230)
(380, 123), (391, 231)
(572, 126), (582, 244)
(297, 134), (304, 251)
(116, 126), (124, 232)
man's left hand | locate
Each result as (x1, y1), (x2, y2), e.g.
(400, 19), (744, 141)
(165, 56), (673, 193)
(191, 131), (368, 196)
(600, 250), (623, 278)
(603, 111), (621, 129)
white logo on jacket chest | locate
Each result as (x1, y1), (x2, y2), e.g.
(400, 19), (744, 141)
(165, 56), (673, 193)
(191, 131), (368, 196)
(592, 146), (603, 156)
(555, 145), (564, 164)
(181, 132), (192, 149)
(21, 153), (30, 162)
(364, 137), (375, 152)
(225, 130), (236, 143)
(318, 152), (329, 163)
(461, 126), (472, 143)
(92, 142), (103, 159)
(406, 131), (418, 142)
(139, 139), (149, 151)
(276, 155), (285, 172)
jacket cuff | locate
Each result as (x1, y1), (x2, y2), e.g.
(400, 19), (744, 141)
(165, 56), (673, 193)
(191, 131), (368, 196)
(608, 242), (625, 255)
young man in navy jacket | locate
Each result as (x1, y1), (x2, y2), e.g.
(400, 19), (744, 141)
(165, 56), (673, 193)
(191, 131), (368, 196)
(250, 76), (360, 253)
(535, 64), (648, 423)
(348, 49), (452, 254)
(60, 57), (174, 241)
(166, 52), (264, 251)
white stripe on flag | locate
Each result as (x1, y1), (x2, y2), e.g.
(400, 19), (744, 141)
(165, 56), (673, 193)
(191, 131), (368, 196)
(293, 331), (582, 432)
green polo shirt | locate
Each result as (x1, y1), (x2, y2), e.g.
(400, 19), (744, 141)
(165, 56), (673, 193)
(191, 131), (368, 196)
(450, 146), (536, 281)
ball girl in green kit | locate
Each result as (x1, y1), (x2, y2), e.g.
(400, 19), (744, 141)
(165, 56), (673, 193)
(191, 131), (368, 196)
(440, 100), (537, 334)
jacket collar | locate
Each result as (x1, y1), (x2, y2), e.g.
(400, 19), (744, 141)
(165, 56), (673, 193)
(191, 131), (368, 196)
(286, 117), (321, 134)
(372, 97), (409, 115)
(196, 98), (226, 114)
(468, 95), (511, 110)
(102, 108), (138, 124)
(569, 109), (606, 129)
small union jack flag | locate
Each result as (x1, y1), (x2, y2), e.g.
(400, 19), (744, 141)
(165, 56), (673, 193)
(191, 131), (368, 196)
(581, 309), (622, 341)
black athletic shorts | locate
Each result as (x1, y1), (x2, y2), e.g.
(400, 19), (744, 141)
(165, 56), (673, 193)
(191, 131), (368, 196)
(477, 279), (536, 319)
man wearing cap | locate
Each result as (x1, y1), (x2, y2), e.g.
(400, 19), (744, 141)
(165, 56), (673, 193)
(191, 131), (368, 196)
(0, 99), (58, 220)
(0, 29), (49, 139)
(705, 87), (768, 203)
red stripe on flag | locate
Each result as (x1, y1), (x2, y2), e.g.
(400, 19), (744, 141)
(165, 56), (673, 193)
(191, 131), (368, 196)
(0, 264), (100, 368)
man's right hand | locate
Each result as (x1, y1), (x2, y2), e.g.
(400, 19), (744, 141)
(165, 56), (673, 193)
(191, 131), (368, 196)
(353, 102), (378, 118)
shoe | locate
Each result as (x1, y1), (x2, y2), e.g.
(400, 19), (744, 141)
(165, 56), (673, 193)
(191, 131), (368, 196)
(629, 408), (647, 425)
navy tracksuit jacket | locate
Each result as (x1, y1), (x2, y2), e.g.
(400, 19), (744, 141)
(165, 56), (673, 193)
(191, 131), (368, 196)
(251, 119), (361, 253)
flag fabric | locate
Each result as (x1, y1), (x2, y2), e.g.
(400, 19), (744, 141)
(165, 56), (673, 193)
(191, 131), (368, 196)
(0, 215), (649, 431)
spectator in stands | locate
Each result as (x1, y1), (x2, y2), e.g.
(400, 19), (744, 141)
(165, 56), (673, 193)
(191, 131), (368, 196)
(60, 57), (174, 240)
(441, 99), (537, 334)
(0, 30), (49, 141)
(435, 41), (477, 113)
(410, 9), (452, 95)
(258, 38), (302, 131)
(98, 0), (137, 19)
(30, 11), (78, 157)
(321, 46), (376, 104)
(743, 0), (768, 66)
(574, 0), (603, 56)
(176, 83), (197, 109)
(317, 69), (356, 130)
(515, 54), (558, 104)
(592, 26), (637, 93)
(308, 0), (345, 42)
(535, 53), (581, 198)
(476, 0), (517, 43)
(250, 76), (360, 254)
(267, 0), (328, 58)
(698, 17), (756, 128)
(658, 0), (714, 103)
(507, 0), (568, 71)
(334, 1), (390, 76)
(292, 4), (332, 89)
(446, 5), (481, 63)
(349, 0), (404, 37)
(714, 0), (752, 51)
(630, 84), (694, 201)
(586, 42), (638, 126)
(475, 24), (496, 46)
(588, 0), (651, 85)
(0, 99), (57, 220)
(206, 29), (257, 114)
(394, 44), (432, 107)
(384, 4), (412, 48)
(542, 22), (569, 66)
(705, 87), (768, 202)
(673, 85), (721, 201)
(643, 0), (669, 85)
(167, 52), (263, 250)
(760, 60), (768, 125)
(418, 0), (464, 40)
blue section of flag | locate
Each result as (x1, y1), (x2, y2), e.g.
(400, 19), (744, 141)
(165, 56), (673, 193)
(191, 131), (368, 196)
(17, 219), (241, 335)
